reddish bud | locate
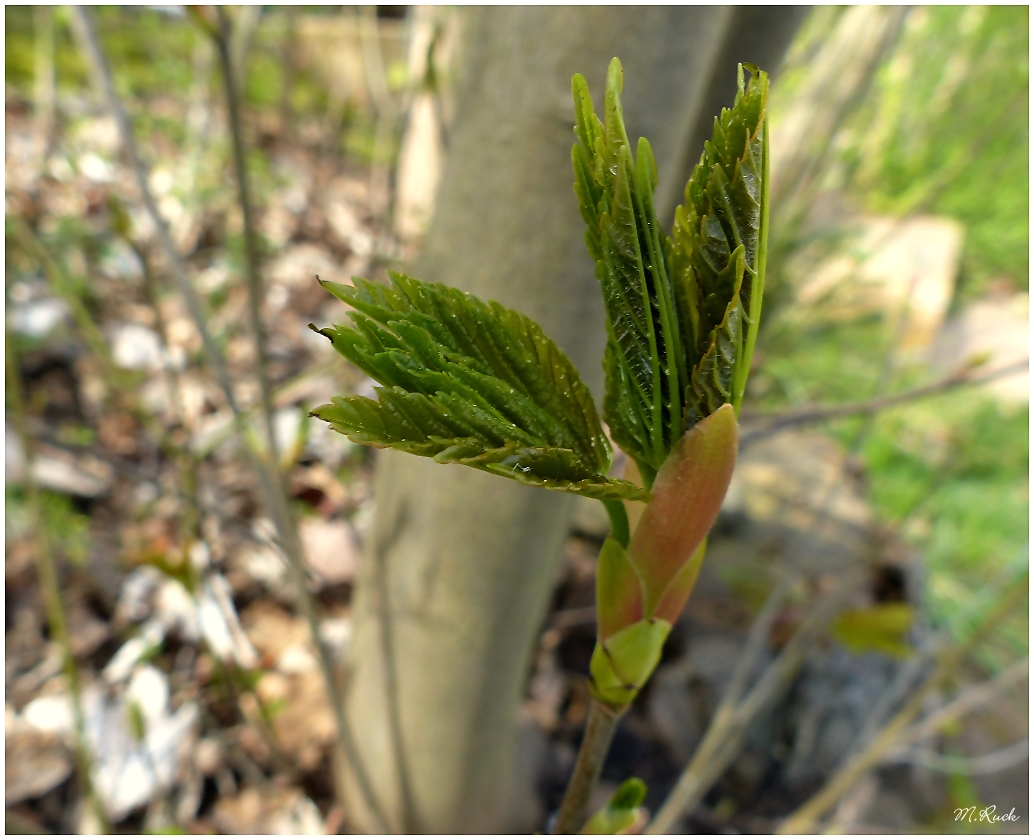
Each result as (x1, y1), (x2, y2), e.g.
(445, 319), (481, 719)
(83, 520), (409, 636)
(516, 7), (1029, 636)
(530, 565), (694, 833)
(628, 404), (738, 617)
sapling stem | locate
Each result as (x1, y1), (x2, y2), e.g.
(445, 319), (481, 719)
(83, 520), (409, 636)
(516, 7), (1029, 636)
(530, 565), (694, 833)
(6, 332), (109, 832)
(213, 5), (278, 461)
(360, 5), (404, 234)
(14, 220), (192, 466)
(16, 217), (205, 561)
(552, 698), (622, 834)
(33, 5), (57, 168)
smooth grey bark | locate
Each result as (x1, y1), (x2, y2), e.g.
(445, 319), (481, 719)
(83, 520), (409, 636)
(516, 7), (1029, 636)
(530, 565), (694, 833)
(342, 7), (803, 833)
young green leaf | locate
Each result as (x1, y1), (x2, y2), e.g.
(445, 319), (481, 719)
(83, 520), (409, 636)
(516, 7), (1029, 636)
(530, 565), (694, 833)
(572, 59), (689, 479)
(311, 272), (648, 502)
(670, 63), (769, 421)
(573, 60), (769, 479)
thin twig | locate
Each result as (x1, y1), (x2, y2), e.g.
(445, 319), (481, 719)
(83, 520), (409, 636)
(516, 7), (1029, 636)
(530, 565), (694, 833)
(320, 6), (352, 156)
(741, 359), (1028, 446)
(885, 738), (1029, 777)
(130, 233), (205, 556)
(213, 5), (278, 460)
(645, 568), (864, 835)
(26, 417), (155, 483)
(6, 332), (109, 832)
(277, 7), (298, 138)
(552, 699), (623, 834)
(13, 218), (123, 389)
(716, 572), (795, 718)
(777, 576), (1028, 835)
(844, 633), (939, 760)
(228, 3), (262, 87)
(359, 5), (397, 230)
(33, 4), (57, 167)
(891, 656), (1029, 752)
(70, 8), (390, 832)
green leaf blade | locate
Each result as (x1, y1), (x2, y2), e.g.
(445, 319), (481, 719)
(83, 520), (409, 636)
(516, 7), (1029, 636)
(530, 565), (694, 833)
(670, 65), (770, 417)
(312, 272), (647, 501)
(571, 57), (692, 477)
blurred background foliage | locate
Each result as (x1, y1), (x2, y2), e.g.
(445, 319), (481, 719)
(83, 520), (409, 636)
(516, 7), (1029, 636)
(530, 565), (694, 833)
(755, 4), (1028, 665)
(3, 5), (1028, 833)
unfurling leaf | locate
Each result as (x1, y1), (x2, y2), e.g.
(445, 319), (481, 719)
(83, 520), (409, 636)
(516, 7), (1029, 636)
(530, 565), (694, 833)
(311, 272), (648, 502)
(671, 63), (769, 421)
(573, 60), (769, 483)
(573, 59), (689, 479)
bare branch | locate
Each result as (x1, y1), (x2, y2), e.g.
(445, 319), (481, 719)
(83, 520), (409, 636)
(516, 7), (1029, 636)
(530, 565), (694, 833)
(886, 738), (1028, 777)
(715, 572), (796, 720)
(893, 656), (1029, 750)
(741, 359), (1028, 447)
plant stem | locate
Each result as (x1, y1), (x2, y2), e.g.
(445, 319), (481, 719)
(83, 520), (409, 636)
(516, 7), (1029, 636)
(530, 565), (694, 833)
(16, 225), (182, 465)
(12, 218), (122, 388)
(71, 8), (390, 832)
(213, 5), (278, 461)
(131, 234), (205, 558)
(359, 5), (396, 228)
(6, 332), (109, 832)
(552, 699), (622, 834)
(277, 7), (297, 138)
(602, 499), (630, 548)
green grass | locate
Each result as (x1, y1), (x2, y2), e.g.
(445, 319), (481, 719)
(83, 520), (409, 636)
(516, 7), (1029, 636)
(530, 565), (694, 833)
(752, 310), (1028, 655)
(6, 485), (93, 567)
(757, 6), (1029, 657)
(844, 6), (1029, 298)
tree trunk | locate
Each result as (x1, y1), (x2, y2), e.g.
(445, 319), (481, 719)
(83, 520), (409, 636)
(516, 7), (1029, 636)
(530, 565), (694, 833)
(342, 7), (805, 833)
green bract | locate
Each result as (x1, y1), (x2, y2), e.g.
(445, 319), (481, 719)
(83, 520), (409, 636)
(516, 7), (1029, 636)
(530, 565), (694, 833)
(572, 58), (769, 485)
(588, 405), (738, 710)
(580, 777), (647, 834)
(310, 273), (648, 502)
